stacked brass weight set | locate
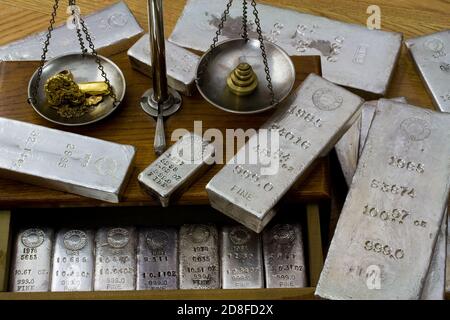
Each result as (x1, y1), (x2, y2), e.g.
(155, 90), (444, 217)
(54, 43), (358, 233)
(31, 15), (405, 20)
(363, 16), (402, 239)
(0, 0), (449, 300)
(226, 63), (258, 96)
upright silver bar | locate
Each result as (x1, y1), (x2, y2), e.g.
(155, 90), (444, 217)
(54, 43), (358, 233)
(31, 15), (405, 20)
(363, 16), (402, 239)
(128, 35), (200, 96)
(51, 229), (95, 292)
(405, 30), (450, 112)
(179, 224), (220, 289)
(10, 228), (53, 292)
(421, 213), (447, 300)
(0, 1), (143, 61)
(169, 0), (402, 96)
(316, 100), (450, 300)
(94, 227), (137, 291)
(0, 117), (136, 203)
(220, 226), (264, 289)
(207, 74), (364, 233)
(446, 214), (450, 295)
(138, 133), (215, 207)
(263, 224), (307, 288)
(137, 228), (178, 290)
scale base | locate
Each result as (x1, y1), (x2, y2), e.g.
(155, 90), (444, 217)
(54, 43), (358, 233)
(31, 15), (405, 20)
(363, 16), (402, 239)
(140, 88), (182, 117)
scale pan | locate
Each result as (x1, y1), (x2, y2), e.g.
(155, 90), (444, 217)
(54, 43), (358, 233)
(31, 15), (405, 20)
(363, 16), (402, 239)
(28, 53), (126, 126)
(196, 38), (295, 114)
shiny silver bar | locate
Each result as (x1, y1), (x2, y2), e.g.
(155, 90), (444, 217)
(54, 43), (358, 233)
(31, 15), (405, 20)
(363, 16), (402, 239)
(336, 98), (407, 186)
(169, 0), (402, 95)
(316, 100), (450, 300)
(138, 133), (214, 207)
(0, 117), (136, 203)
(0, 1), (143, 61)
(94, 227), (137, 291)
(51, 229), (95, 292)
(421, 213), (447, 300)
(220, 226), (264, 289)
(207, 74), (364, 233)
(263, 224), (307, 288)
(179, 224), (220, 289)
(10, 228), (53, 292)
(405, 30), (450, 112)
(128, 35), (199, 96)
(137, 228), (178, 290)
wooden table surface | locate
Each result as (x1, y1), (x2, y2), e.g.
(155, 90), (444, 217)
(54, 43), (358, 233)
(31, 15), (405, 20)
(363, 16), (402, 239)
(0, 0), (448, 208)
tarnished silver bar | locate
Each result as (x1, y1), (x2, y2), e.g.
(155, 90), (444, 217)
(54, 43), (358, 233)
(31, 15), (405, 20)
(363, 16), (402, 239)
(138, 133), (214, 207)
(220, 226), (264, 289)
(336, 98), (407, 186)
(94, 227), (137, 291)
(51, 229), (95, 292)
(405, 30), (450, 112)
(0, 117), (136, 203)
(207, 74), (364, 233)
(316, 100), (450, 300)
(128, 34), (200, 96)
(421, 213), (447, 300)
(137, 228), (178, 290)
(169, 0), (402, 95)
(10, 228), (53, 292)
(0, 1), (143, 61)
(179, 224), (220, 289)
(263, 224), (307, 288)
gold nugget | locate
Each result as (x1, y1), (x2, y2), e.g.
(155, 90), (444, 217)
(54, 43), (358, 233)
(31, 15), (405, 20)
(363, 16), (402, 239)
(227, 63), (258, 96)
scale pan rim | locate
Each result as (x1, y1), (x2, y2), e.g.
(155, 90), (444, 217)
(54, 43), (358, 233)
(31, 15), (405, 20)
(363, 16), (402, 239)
(27, 53), (126, 126)
(195, 38), (296, 115)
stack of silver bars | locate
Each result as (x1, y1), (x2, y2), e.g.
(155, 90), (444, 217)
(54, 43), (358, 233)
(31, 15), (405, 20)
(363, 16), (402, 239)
(0, 0), (449, 299)
(10, 224), (307, 292)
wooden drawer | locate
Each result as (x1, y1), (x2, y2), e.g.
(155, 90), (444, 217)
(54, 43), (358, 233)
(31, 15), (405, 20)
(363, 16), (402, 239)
(0, 204), (324, 300)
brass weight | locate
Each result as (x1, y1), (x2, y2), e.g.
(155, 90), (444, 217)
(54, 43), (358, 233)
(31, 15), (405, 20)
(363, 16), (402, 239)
(227, 63), (258, 96)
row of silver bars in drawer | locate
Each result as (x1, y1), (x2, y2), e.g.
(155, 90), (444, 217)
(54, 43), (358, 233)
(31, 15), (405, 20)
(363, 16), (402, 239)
(10, 224), (307, 292)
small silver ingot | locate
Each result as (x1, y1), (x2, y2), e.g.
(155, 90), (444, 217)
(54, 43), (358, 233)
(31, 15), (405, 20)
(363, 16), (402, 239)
(137, 228), (178, 290)
(51, 229), (95, 292)
(207, 74), (363, 233)
(10, 228), (53, 292)
(220, 225), (264, 289)
(0, 1), (144, 61)
(263, 224), (307, 288)
(94, 227), (137, 291)
(179, 224), (220, 289)
(405, 30), (450, 112)
(316, 100), (450, 300)
(128, 34), (200, 96)
(0, 117), (136, 203)
(138, 133), (215, 207)
(169, 0), (402, 95)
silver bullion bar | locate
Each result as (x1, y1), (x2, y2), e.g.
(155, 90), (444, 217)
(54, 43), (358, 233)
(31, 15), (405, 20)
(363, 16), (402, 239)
(51, 229), (95, 292)
(207, 74), (364, 233)
(405, 30), (450, 112)
(0, 117), (136, 203)
(337, 98), (407, 186)
(220, 225), (264, 289)
(128, 35), (200, 96)
(137, 228), (178, 290)
(10, 228), (53, 292)
(138, 133), (214, 207)
(0, 1), (143, 61)
(446, 214), (450, 294)
(169, 0), (402, 95)
(420, 212), (447, 300)
(179, 224), (220, 289)
(94, 227), (137, 291)
(316, 100), (450, 300)
(263, 224), (307, 288)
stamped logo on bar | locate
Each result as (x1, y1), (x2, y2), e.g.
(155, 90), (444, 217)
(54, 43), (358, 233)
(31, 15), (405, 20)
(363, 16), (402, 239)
(400, 118), (431, 141)
(229, 226), (251, 245)
(146, 230), (169, 250)
(107, 228), (130, 248)
(21, 229), (45, 248)
(63, 230), (87, 251)
(271, 224), (296, 245)
(312, 88), (343, 111)
(189, 225), (211, 243)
